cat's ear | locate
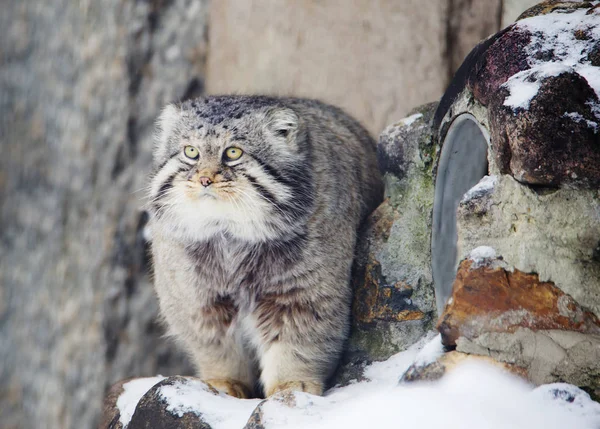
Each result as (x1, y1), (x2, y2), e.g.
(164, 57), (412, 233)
(155, 104), (181, 146)
(266, 107), (299, 143)
(154, 104), (182, 165)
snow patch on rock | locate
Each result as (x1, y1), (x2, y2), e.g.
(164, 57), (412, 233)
(159, 379), (261, 428)
(115, 334), (600, 429)
(504, 64), (572, 109)
(412, 333), (445, 366)
(503, 8), (600, 110)
(564, 111), (599, 132)
(532, 383), (600, 420)
(275, 362), (600, 429)
(462, 175), (497, 203)
(400, 112), (423, 127)
(117, 376), (166, 426)
(257, 392), (328, 428)
(469, 246), (497, 268)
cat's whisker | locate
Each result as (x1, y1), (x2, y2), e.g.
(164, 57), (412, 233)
(236, 186), (289, 220)
(231, 190), (257, 221)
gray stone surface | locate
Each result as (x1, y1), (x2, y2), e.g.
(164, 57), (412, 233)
(457, 174), (600, 317)
(457, 329), (600, 400)
(335, 104), (439, 385)
(206, 0), (502, 136)
(0, 1), (207, 428)
(432, 2), (600, 400)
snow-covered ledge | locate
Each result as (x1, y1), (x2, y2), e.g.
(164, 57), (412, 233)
(101, 334), (600, 428)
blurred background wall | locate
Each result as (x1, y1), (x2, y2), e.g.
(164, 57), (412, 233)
(0, 1), (536, 428)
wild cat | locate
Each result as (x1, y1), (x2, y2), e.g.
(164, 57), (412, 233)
(147, 95), (383, 398)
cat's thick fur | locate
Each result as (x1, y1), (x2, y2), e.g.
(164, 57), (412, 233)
(148, 95), (383, 398)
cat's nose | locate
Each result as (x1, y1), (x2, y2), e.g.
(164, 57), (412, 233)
(198, 176), (213, 187)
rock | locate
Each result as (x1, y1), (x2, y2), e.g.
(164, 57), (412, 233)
(100, 376), (167, 429)
(128, 377), (214, 429)
(436, 1), (600, 189)
(400, 350), (527, 383)
(433, 26), (600, 389)
(516, 1), (593, 20)
(436, 248), (600, 398)
(432, 0), (600, 311)
(243, 404), (267, 429)
(335, 103), (438, 384)
(532, 383), (600, 416)
(490, 71), (600, 188)
(437, 256), (600, 348)
(102, 375), (269, 429)
(456, 175), (600, 318)
(100, 378), (130, 429)
(244, 391), (297, 429)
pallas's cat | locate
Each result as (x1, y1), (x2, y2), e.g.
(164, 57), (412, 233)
(148, 96), (383, 398)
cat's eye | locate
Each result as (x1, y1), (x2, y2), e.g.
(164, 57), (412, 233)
(184, 145), (199, 160)
(224, 147), (243, 161)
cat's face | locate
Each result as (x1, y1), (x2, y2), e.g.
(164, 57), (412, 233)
(148, 98), (313, 243)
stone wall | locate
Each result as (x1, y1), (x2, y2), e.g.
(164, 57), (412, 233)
(206, 0), (502, 136)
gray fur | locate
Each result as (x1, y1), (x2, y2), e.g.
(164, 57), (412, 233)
(147, 95), (383, 397)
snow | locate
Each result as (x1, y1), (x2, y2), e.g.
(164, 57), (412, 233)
(502, 8), (600, 111)
(273, 363), (599, 429)
(461, 175), (497, 202)
(116, 334), (600, 429)
(469, 246), (497, 266)
(503, 64), (572, 109)
(411, 333), (445, 366)
(503, 74), (542, 109)
(117, 375), (166, 426)
(401, 112), (423, 127)
(159, 379), (261, 427)
(532, 383), (600, 420)
(564, 111), (599, 132)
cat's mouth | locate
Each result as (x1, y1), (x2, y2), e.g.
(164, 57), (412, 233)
(197, 189), (217, 200)
(184, 185), (219, 201)
(185, 181), (238, 203)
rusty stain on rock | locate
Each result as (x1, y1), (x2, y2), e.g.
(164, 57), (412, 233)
(437, 259), (600, 347)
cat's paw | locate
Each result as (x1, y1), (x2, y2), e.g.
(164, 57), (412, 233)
(266, 380), (323, 397)
(205, 378), (251, 399)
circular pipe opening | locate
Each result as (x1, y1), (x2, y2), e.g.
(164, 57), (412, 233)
(432, 114), (489, 315)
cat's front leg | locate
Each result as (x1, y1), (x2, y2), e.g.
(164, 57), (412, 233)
(189, 335), (255, 399)
(161, 295), (256, 398)
(259, 341), (326, 396)
(254, 291), (349, 397)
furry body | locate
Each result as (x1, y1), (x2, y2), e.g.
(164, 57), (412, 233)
(148, 96), (383, 397)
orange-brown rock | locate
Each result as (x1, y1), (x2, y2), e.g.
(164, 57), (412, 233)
(353, 259), (425, 325)
(437, 259), (600, 347)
